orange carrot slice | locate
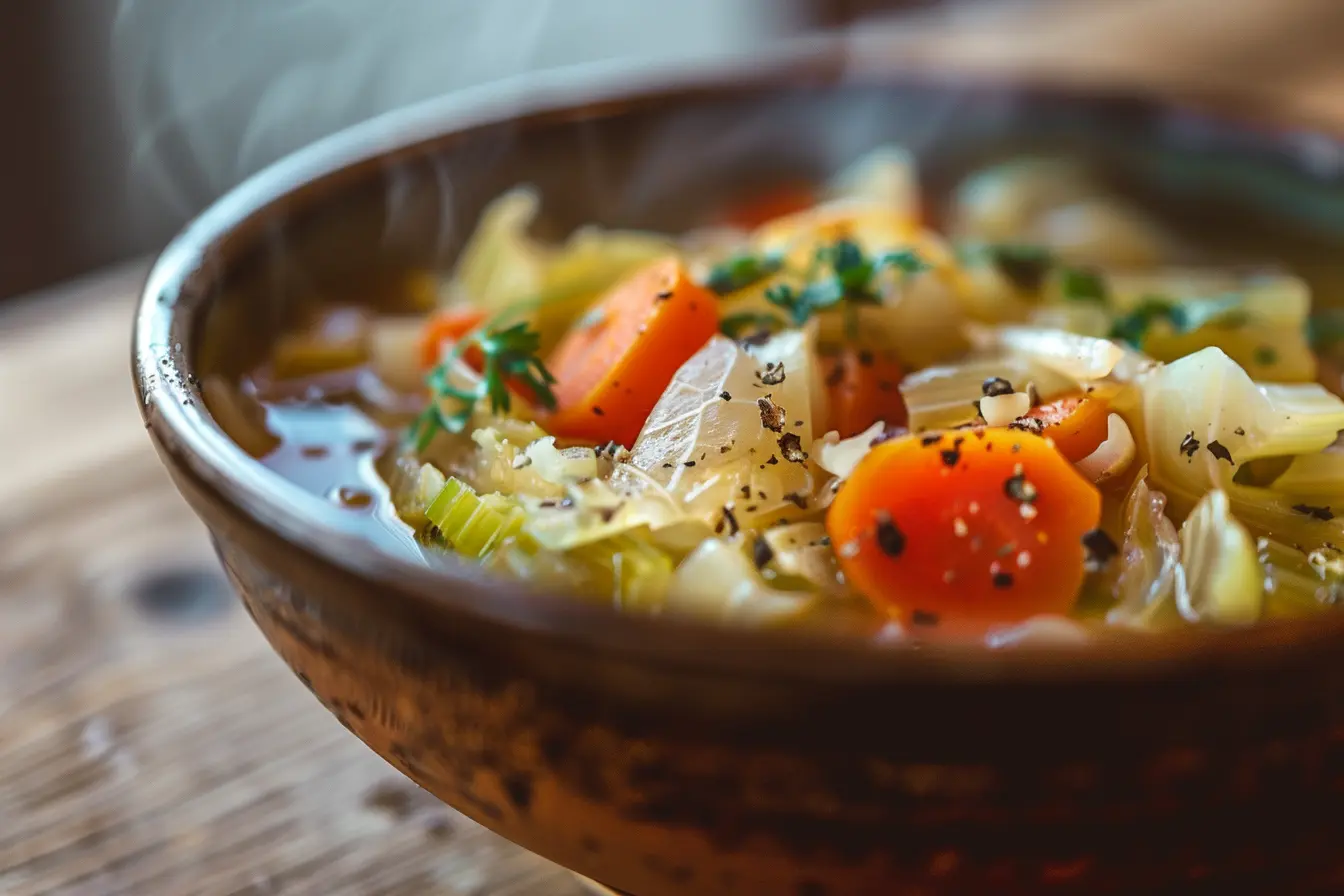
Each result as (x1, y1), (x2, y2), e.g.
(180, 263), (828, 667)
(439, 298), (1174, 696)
(722, 183), (817, 230)
(545, 257), (718, 447)
(822, 347), (907, 439)
(418, 307), (489, 369)
(826, 428), (1101, 638)
(1021, 394), (1110, 462)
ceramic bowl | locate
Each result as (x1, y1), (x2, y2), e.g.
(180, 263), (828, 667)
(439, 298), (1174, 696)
(134, 36), (1344, 896)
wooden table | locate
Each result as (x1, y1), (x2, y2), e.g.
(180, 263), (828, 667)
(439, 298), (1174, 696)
(2, 4), (1342, 893)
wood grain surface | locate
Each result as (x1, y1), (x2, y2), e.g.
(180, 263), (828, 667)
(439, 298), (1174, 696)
(2, 4), (1342, 894)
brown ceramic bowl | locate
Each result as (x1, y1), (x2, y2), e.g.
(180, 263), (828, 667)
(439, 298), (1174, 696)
(134, 37), (1344, 896)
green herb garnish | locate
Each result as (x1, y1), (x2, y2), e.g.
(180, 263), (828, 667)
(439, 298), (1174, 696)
(408, 321), (557, 451)
(704, 251), (784, 295)
(764, 239), (927, 327)
(1107, 293), (1245, 349)
(988, 244), (1055, 293)
(1059, 266), (1109, 304)
(1307, 310), (1344, 351)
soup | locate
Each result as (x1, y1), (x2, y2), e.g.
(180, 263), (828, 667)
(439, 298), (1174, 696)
(207, 148), (1344, 645)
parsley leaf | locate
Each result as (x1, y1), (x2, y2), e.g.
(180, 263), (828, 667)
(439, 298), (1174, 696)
(1059, 267), (1109, 303)
(765, 240), (927, 327)
(704, 251), (784, 295)
(988, 244), (1055, 292)
(1307, 310), (1344, 351)
(408, 320), (557, 451)
(1107, 293), (1245, 349)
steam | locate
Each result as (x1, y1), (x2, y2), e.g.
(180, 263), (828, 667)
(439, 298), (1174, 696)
(112, 0), (796, 221)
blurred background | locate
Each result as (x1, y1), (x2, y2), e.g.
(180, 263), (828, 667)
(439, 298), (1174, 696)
(4, 0), (1344, 299)
(0, 0), (886, 298)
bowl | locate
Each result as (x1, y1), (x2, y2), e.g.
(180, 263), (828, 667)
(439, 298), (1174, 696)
(133, 36), (1344, 896)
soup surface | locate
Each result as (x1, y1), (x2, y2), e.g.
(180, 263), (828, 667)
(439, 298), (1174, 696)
(210, 148), (1344, 645)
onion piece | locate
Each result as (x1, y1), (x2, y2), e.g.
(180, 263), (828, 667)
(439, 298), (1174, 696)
(967, 324), (1124, 380)
(814, 421), (887, 480)
(1178, 489), (1263, 626)
(1075, 413), (1136, 484)
(979, 392), (1031, 427)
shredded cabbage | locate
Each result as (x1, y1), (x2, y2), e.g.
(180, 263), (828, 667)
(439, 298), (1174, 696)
(624, 330), (819, 531)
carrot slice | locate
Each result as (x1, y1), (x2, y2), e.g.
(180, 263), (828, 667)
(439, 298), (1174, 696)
(826, 428), (1102, 638)
(822, 348), (907, 438)
(722, 183), (816, 230)
(1022, 394), (1110, 462)
(545, 257), (719, 447)
(418, 307), (488, 369)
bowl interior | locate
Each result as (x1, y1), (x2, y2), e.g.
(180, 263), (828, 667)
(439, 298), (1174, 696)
(140, 62), (1344, 674)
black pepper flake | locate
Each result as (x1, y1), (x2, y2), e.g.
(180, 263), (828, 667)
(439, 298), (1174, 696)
(740, 485), (752, 499)
(592, 406), (605, 416)
(1008, 416), (1046, 435)
(745, 505), (758, 512)
(783, 492), (809, 510)
(766, 455), (779, 465)
(874, 512), (906, 558)
(1206, 440), (1234, 465)
(683, 460), (696, 468)
(921, 433), (943, 447)
(1292, 503), (1335, 521)
(717, 505), (740, 536)
(910, 609), (939, 627)
(982, 376), (1014, 397)
(940, 448), (961, 467)
(992, 571), (1015, 589)
(758, 362), (786, 386)
(1081, 528), (1119, 570)
(720, 390), (732, 401)
(752, 535), (774, 569)
(778, 433), (808, 464)
(1179, 432), (1200, 458)
(758, 490), (767, 500)
(662, 463), (674, 469)
(598, 506), (618, 523)
(655, 289), (674, 301)
(1234, 427), (1246, 436)
(1004, 472), (1038, 504)
(719, 444), (732, 454)
(539, 500), (558, 508)
(757, 396), (786, 432)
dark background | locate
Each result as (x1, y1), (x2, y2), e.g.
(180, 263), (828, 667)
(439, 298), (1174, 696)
(0, 0), (924, 301)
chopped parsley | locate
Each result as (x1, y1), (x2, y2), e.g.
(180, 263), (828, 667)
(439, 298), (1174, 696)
(704, 251), (784, 295)
(1108, 293), (1245, 349)
(763, 239), (927, 327)
(409, 320), (556, 451)
(987, 244), (1055, 293)
(1058, 266), (1109, 303)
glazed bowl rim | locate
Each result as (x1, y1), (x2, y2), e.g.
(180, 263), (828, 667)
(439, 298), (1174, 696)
(133, 31), (1344, 683)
